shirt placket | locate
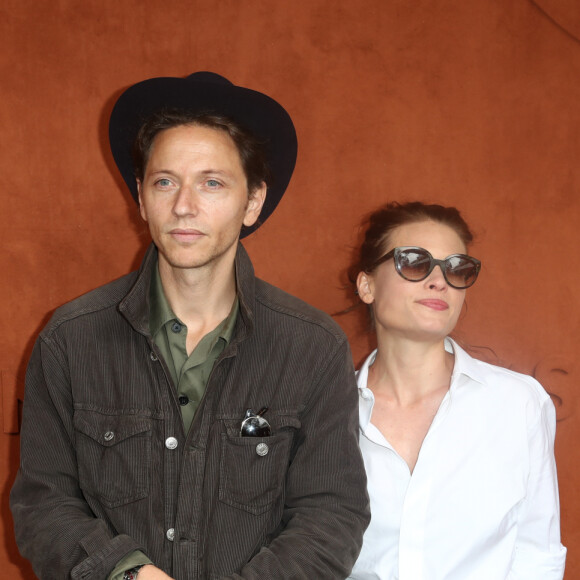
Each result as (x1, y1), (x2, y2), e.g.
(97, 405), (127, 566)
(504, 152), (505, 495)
(398, 390), (451, 579)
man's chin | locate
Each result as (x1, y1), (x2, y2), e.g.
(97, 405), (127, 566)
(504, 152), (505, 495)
(155, 235), (241, 272)
(158, 248), (231, 272)
(164, 257), (213, 270)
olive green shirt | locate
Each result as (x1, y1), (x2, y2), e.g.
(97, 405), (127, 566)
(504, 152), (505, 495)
(149, 262), (238, 433)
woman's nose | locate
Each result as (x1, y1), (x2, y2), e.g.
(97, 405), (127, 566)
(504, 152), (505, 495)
(426, 263), (448, 290)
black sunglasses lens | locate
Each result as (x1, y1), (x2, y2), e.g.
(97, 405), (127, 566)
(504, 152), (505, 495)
(397, 249), (432, 281)
(445, 256), (479, 288)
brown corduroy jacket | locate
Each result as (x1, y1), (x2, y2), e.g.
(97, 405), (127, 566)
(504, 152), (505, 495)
(11, 243), (369, 579)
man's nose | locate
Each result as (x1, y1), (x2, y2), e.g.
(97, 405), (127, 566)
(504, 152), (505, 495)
(173, 184), (199, 216)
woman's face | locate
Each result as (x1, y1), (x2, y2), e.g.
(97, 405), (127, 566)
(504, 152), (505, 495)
(357, 220), (468, 343)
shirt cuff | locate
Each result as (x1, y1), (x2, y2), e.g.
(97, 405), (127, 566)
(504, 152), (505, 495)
(107, 550), (153, 580)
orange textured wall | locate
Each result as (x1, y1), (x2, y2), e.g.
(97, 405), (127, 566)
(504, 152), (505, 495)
(1, 0), (579, 577)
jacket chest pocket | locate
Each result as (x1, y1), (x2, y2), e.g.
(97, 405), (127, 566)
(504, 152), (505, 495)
(218, 427), (295, 515)
(74, 409), (152, 508)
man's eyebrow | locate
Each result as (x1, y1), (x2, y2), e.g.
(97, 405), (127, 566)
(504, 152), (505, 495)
(199, 169), (233, 177)
(147, 168), (178, 177)
(147, 168), (233, 177)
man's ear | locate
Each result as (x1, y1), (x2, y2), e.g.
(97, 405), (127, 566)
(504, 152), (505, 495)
(356, 271), (375, 304)
(243, 182), (267, 228)
(136, 180), (147, 222)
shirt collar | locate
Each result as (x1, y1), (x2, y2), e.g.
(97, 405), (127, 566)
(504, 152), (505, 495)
(356, 350), (377, 430)
(357, 338), (487, 430)
(119, 242), (256, 343)
(149, 252), (239, 346)
(149, 257), (176, 338)
(445, 337), (487, 387)
(355, 339), (487, 392)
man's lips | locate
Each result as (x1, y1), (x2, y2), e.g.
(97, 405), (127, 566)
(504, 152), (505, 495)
(417, 299), (449, 311)
(169, 228), (205, 242)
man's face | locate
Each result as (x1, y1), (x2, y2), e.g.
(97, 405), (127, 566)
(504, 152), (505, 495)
(137, 124), (265, 274)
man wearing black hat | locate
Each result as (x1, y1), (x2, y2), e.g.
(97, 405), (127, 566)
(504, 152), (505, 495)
(10, 73), (369, 580)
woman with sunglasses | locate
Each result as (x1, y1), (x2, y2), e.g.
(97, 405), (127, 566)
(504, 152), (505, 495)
(348, 202), (565, 579)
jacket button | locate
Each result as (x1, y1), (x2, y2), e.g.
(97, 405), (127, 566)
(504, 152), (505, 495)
(165, 437), (178, 450)
(150, 351), (158, 361)
(178, 395), (189, 406)
(256, 443), (269, 456)
(166, 528), (175, 541)
(104, 431), (115, 442)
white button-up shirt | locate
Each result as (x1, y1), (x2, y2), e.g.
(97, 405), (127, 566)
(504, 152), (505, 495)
(350, 338), (566, 580)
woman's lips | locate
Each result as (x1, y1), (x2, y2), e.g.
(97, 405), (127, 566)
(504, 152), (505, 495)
(417, 299), (449, 311)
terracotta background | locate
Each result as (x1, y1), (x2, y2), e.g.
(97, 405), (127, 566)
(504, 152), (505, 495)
(1, 0), (579, 577)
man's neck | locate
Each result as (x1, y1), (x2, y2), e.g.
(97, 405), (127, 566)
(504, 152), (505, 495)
(157, 254), (237, 354)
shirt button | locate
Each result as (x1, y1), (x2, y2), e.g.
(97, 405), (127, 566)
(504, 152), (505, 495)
(361, 390), (372, 400)
(256, 443), (269, 456)
(178, 395), (189, 406)
(165, 437), (178, 450)
(166, 528), (175, 541)
(171, 322), (182, 333)
(104, 431), (115, 442)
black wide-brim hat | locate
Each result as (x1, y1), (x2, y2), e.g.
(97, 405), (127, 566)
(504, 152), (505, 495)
(109, 71), (297, 237)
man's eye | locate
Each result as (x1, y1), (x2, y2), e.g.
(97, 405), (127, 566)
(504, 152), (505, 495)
(156, 178), (172, 187)
(206, 179), (221, 188)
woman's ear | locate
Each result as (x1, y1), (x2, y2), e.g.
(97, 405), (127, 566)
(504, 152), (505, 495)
(356, 271), (375, 304)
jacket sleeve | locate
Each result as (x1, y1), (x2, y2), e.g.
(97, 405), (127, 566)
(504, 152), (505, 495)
(228, 338), (371, 579)
(508, 395), (567, 579)
(10, 336), (142, 580)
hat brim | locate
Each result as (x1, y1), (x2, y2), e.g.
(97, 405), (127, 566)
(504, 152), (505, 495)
(109, 73), (297, 238)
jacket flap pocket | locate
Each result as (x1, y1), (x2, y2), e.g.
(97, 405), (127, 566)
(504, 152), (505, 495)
(74, 409), (151, 446)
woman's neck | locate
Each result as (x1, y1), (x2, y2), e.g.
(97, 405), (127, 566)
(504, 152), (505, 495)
(368, 336), (454, 405)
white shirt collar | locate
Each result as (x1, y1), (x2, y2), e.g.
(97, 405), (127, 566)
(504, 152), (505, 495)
(357, 337), (486, 431)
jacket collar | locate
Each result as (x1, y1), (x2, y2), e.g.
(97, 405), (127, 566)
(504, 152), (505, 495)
(118, 242), (256, 341)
